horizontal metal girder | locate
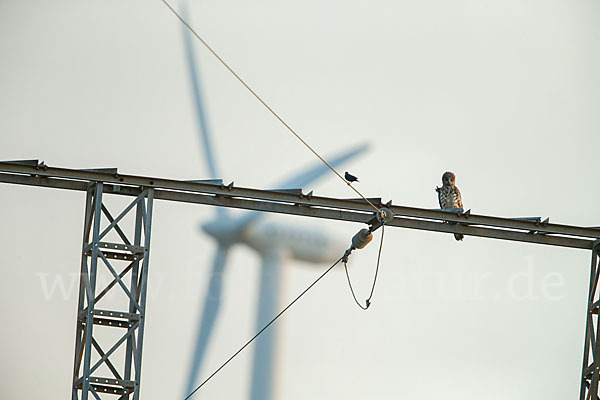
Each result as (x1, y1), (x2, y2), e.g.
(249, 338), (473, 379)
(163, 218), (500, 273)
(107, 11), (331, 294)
(78, 309), (139, 322)
(141, 186), (594, 250)
(0, 159), (39, 166)
(92, 317), (135, 329)
(79, 168), (118, 175)
(184, 178), (223, 185)
(85, 250), (137, 262)
(272, 188), (304, 195)
(75, 377), (135, 389)
(0, 163), (598, 248)
(90, 384), (128, 396)
(92, 242), (145, 255)
(88, 377), (135, 389)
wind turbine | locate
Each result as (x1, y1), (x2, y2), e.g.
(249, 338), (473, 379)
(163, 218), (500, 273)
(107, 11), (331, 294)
(179, 6), (369, 399)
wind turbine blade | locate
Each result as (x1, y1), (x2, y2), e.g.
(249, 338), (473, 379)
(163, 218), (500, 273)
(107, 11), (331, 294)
(272, 142), (369, 190)
(181, 5), (217, 178)
(236, 143), (369, 227)
(180, 4), (225, 217)
(250, 252), (283, 400)
(185, 244), (229, 397)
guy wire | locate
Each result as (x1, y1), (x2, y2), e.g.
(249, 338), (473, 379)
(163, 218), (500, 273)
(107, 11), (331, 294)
(184, 256), (343, 399)
(160, 0), (381, 214)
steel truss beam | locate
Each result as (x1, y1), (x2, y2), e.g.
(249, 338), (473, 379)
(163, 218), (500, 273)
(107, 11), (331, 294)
(581, 242), (600, 400)
(0, 162), (598, 249)
(71, 183), (154, 400)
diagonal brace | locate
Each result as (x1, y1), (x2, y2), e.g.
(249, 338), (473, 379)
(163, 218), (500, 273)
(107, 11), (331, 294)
(98, 252), (143, 313)
(88, 322), (140, 376)
(91, 337), (123, 381)
(98, 190), (147, 242)
(101, 204), (132, 246)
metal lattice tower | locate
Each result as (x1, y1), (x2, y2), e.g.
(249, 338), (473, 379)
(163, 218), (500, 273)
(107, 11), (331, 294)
(71, 183), (154, 400)
(581, 243), (600, 400)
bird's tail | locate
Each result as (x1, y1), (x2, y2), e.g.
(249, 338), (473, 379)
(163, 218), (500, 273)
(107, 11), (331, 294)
(454, 233), (464, 241)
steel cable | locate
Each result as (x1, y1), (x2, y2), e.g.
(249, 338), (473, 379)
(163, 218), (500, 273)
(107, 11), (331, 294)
(343, 224), (385, 309)
(184, 255), (344, 399)
(160, 0), (381, 214)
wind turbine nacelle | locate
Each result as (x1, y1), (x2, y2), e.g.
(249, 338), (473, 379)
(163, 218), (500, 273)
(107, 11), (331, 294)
(241, 221), (346, 264)
(200, 218), (244, 246)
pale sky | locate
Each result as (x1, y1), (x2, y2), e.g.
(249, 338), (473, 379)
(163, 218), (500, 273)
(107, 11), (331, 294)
(1, 0), (599, 399)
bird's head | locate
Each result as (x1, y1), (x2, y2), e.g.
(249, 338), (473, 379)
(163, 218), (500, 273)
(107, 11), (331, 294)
(442, 171), (456, 186)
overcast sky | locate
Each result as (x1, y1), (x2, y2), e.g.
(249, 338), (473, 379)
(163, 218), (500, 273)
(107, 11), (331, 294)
(1, 0), (599, 399)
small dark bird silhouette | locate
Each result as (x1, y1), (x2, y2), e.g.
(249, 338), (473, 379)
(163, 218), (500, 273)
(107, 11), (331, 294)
(345, 171), (359, 183)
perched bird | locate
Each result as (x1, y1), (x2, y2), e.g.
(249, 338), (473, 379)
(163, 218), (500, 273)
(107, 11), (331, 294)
(345, 171), (359, 183)
(435, 171), (464, 241)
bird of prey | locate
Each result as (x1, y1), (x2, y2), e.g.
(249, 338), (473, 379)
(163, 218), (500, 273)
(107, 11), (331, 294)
(435, 171), (464, 241)
(345, 171), (359, 183)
